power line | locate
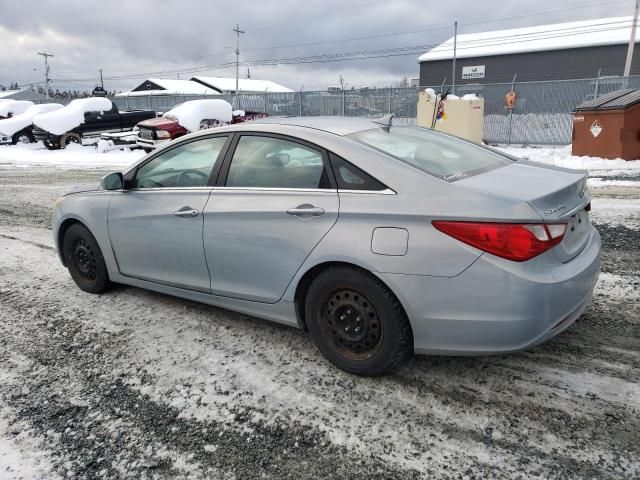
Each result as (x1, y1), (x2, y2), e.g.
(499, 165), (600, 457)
(41, 0), (628, 78)
(51, 21), (636, 85)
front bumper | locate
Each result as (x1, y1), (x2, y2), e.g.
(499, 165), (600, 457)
(136, 137), (169, 150)
(378, 226), (602, 355)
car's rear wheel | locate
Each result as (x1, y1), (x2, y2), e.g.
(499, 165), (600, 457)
(43, 139), (61, 150)
(60, 133), (81, 149)
(62, 223), (111, 294)
(305, 266), (413, 376)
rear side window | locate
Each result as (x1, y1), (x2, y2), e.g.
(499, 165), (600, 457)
(329, 153), (387, 191)
(347, 126), (513, 181)
(226, 135), (331, 189)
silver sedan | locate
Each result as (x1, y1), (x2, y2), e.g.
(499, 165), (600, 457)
(52, 116), (601, 375)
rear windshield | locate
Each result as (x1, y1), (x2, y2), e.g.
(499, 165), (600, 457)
(347, 126), (513, 181)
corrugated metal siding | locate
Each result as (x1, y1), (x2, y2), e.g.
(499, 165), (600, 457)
(419, 44), (640, 86)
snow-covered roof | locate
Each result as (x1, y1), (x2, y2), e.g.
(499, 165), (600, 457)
(419, 16), (638, 62)
(191, 76), (293, 93)
(116, 79), (219, 97)
(0, 90), (21, 99)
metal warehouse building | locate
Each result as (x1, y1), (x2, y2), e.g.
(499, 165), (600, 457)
(419, 16), (640, 86)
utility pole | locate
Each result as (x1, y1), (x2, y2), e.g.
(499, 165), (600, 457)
(339, 75), (346, 116)
(38, 51), (54, 99)
(233, 24), (245, 108)
(99, 69), (104, 89)
(624, 0), (639, 77)
(452, 21), (458, 95)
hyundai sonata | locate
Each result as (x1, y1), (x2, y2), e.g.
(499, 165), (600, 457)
(53, 116), (601, 375)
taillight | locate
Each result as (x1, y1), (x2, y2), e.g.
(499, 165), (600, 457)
(432, 221), (567, 262)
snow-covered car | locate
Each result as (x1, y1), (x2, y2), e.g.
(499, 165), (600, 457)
(136, 100), (266, 151)
(32, 97), (156, 150)
(0, 100), (33, 120)
(0, 103), (63, 145)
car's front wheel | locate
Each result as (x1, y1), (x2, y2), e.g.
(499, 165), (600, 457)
(12, 131), (34, 145)
(305, 266), (413, 376)
(62, 223), (111, 294)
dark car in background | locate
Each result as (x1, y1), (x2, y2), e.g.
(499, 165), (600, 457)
(34, 104), (156, 150)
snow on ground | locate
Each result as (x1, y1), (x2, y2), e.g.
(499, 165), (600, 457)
(0, 143), (144, 169)
(496, 145), (640, 178)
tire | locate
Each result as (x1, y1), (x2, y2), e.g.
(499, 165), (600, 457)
(43, 139), (61, 150)
(305, 266), (413, 376)
(62, 223), (111, 294)
(12, 130), (34, 145)
(60, 133), (81, 149)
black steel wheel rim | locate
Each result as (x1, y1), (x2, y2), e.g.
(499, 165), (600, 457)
(73, 239), (97, 280)
(319, 288), (383, 360)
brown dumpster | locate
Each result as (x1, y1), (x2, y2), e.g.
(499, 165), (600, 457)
(572, 88), (640, 160)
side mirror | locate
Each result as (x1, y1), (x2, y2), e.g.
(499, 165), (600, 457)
(101, 172), (124, 190)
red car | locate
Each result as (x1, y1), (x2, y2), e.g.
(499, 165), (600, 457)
(136, 111), (268, 151)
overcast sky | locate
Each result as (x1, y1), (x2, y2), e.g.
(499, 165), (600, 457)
(0, 0), (634, 92)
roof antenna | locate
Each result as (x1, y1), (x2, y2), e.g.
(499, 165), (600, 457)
(373, 113), (394, 127)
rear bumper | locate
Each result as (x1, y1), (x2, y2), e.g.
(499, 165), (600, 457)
(378, 226), (602, 355)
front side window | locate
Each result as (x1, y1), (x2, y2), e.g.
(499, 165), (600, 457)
(134, 136), (228, 188)
(348, 126), (513, 181)
(226, 135), (330, 189)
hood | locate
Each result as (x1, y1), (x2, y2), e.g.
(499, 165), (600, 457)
(64, 183), (102, 195)
(138, 117), (180, 129)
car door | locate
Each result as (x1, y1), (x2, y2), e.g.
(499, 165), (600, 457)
(108, 135), (230, 292)
(83, 105), (121, 135)
(203, 133), (339, 303)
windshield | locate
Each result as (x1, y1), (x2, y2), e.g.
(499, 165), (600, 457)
(347, 126), (513, 181)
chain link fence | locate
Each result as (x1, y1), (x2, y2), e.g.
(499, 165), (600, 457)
(109, 75), (640, 145)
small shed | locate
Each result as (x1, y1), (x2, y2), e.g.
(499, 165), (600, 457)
(572, 89), (640, 160)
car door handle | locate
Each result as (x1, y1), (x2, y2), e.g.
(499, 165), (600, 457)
(173, 208), (199, 217)
(286, 204), (325, 218)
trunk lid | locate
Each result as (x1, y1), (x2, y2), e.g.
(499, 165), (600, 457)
(456, 160), (591, 262)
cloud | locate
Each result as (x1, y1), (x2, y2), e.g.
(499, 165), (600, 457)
(0, 0), (629, 92)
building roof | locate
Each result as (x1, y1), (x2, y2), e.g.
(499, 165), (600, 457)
(0, 90), (21, 99)
(0, 89), (51, 101)
(116, 79), (219, 97)
(575, 88), (640, 111)
(191, 76), (293, 93)
(419, 16), (638, 62)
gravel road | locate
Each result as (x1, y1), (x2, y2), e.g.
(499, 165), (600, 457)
(1, 164), (639, 479)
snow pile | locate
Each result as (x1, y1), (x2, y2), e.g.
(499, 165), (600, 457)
(0, 142), (144, 168)
(0, 103), (63, 136)
(163, 99), (232, 132)
(232, 109), (245, 116)
(33, 97), (113, 135)
(461, 94), (480, 101)
(497, 145), (640, 176)
(0, 100), (34, 118)
(424, 88), (437, 100)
